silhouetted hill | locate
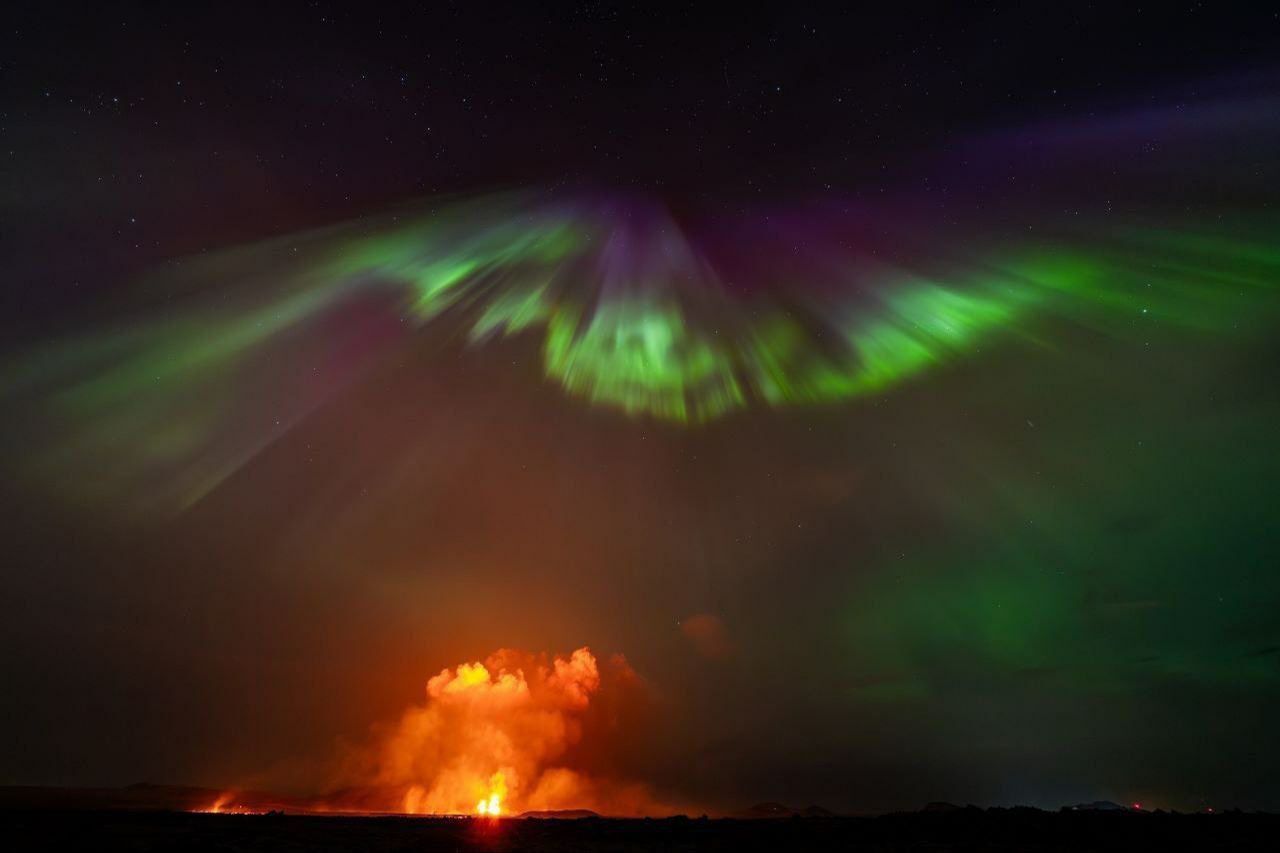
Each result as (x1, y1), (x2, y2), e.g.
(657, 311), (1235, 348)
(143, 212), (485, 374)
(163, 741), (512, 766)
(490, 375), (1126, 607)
(738, 802), (791, 818)
(1065, 801), (1129, 811)
(738, 802), (838, 818)
(798, 804), (836, 817)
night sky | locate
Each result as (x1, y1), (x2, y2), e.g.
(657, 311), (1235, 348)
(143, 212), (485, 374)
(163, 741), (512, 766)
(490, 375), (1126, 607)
(2, 2), (1280, 815)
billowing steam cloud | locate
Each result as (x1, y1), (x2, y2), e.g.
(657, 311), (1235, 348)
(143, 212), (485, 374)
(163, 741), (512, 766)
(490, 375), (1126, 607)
(331, 647), (663, 817)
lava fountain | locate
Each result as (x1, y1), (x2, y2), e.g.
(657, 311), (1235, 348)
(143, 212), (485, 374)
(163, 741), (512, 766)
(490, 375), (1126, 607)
(474, 771), (505, 817)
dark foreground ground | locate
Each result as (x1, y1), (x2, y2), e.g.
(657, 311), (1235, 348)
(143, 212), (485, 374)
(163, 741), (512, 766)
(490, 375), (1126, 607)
(2, 809), (1278, 852)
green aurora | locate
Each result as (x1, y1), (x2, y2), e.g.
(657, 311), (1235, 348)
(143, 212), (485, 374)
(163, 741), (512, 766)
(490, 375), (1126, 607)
(4, 197), (1277, 516)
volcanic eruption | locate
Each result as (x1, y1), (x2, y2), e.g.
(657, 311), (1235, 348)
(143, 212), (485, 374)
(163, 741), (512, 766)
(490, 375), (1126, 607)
(328, 646), (660, 817)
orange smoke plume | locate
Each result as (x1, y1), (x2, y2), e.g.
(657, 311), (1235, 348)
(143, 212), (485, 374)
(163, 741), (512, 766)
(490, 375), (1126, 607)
(338, 647), (664, 817)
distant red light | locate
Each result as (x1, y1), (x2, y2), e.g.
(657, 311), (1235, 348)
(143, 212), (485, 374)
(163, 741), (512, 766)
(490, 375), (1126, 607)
(1132, 803), (1142, 810)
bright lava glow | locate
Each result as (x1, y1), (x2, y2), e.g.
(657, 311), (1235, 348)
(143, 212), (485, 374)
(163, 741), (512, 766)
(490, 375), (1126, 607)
(196, 793), (259, 815)
(475, 793), (500, 817)
(475, 771), (506, 817)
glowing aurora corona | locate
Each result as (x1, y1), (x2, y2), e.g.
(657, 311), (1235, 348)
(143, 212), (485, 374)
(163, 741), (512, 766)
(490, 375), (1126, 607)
(3, 144), (1280, 516)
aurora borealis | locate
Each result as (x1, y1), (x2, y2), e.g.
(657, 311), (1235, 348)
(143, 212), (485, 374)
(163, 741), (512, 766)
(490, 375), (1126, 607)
(8, 191), (1277, 514)
(2, 2), (1280, 820)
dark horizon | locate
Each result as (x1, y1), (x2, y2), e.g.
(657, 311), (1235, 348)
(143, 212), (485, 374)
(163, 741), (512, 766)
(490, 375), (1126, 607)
(0, 780), (1259, 818)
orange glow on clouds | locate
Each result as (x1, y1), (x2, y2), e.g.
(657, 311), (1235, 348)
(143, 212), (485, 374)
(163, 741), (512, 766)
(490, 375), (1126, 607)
(679, 613), (733, 660)
(341, 646), (665, 817)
